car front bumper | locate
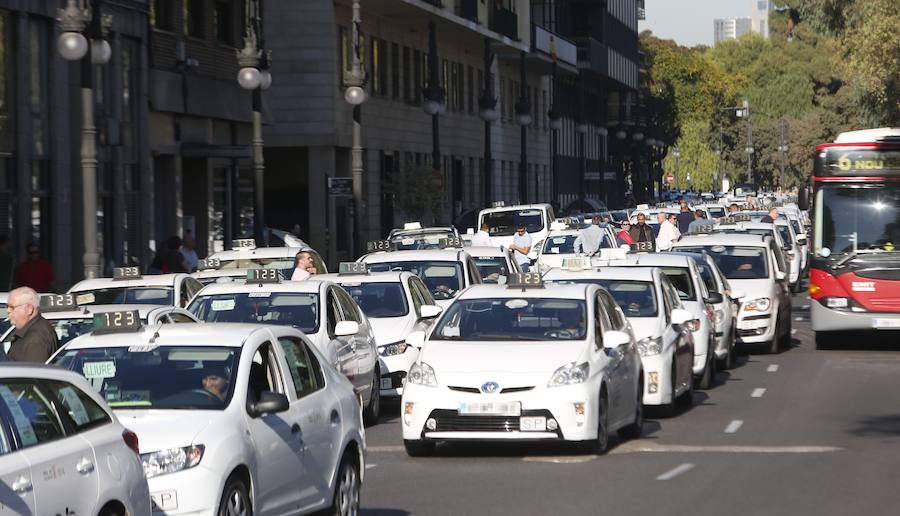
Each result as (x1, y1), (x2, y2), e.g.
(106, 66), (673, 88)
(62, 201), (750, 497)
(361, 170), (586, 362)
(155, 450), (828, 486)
(378, 348), (419, 396)
(640, 352), (676, 406)
(148, 464), (221, 515)
(735, 311), (777, 344)
(810, 301), (900, 332)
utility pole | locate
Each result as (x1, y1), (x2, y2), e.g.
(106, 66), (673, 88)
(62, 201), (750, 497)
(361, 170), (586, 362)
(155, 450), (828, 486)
(777, 118), (788, 192)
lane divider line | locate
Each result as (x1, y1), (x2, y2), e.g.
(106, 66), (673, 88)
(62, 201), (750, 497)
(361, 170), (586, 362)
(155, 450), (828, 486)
(751, 388), (767, 398)
(767, 364), (779, 372)
(657, 463), (695, 480)
(724, 420), (744, 434)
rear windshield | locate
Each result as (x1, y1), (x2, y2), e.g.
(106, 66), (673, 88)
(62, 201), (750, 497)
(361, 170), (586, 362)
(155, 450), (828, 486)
(676, 246), (769, 280)
(473, 256), (511, 284)
(188, 292), (319, 333)
(482, 209), (545, 236)
(366, 261), (463, 301)
(74, 287), (174, 306)
(338, 282), (408, 318)
(552, 279), (657, 317)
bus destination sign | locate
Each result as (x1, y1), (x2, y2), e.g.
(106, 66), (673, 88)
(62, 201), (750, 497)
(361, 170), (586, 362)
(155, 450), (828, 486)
(817, 148), (900, 176)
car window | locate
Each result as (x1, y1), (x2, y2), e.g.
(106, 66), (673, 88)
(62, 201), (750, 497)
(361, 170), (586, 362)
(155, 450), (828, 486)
(44, 380), (112, 432)
(411, 277), (436, 305)
(770, 241), (787, 273)
(467, 258), (483, 285)
(170, 312), (196, 323)
(278, 337), (325, 399)
(661, 267), (695, 301)
(334, 288), (361, 323)
(326, 289), (341, 336)
(407, 278), (424, 316)
(247, 343), (286, 404)
(594, 295), (612, 346)
(599, 291), (625, 330)
(0, 381), (65, 449)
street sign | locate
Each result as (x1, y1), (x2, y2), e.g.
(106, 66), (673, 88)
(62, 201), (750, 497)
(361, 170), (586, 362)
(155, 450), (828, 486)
(328, 177), (353, 196)
(666, 174), (675, 184)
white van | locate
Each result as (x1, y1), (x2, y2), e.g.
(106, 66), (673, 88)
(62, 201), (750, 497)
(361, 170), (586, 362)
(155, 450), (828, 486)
(477, 203), (556, 261)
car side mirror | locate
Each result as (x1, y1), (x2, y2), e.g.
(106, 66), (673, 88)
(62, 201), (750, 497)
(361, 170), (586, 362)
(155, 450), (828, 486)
(248, 391), (289, 417)
(602, 330), (631, 350)
(406, 330), (426, 349)
(796, 234), (807, 245)
(729, 289), (746, 300)
(671, 308), (693, 328)
(334, 320), (360, 337)
(419, 304), (443, 319)
(705, 291), (724, 304)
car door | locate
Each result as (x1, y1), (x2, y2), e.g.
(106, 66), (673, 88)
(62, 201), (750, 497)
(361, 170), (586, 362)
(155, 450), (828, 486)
(276, 336), (337, 511)
(594, 295), (627, 424)
(408, 277), (437, 334)
(0, 380), (99, 516)
(0, 397), (36, 514)
(335, 287), (373, 397)
(242, 340), (306, 515)
(599, 290), (639, 420)
(325, 287), (357, 390)
(662, 277), (694, 389)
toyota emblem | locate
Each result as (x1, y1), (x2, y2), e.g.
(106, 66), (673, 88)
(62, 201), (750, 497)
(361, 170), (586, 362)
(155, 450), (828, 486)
(480, 381), (500, 394)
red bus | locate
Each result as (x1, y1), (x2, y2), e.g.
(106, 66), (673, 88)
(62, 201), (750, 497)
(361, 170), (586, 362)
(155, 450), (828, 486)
(805, 128), (900, 348)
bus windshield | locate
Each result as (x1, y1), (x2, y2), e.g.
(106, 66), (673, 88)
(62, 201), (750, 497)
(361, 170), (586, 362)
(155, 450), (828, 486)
(814, 185), (900, 258)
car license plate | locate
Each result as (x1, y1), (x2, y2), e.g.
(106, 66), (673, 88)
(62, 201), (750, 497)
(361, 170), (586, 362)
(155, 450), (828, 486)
(740, 318), (767, 330)
(519, 416), (547, 431)
(151, 490), (178, 511)
(380, 378), (393, 390)
(872, 318), (900, 329)
(458, 402), (521, 416)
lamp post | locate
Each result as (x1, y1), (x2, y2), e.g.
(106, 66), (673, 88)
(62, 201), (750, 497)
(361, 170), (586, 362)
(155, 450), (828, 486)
(237, 0), (271, 245)
(547, 60), (562, 207)
(344, 0), (366, 255)
(515, 51), (532, 204)
(777, 117), (788, 191)
(672, 146), (681, 191)
(478, 38), (498, 207)
(632, 131), (644, 201)
(738, 100), (753, 187)
(57, 0), (112, 279)
(423, 22), (445, 176)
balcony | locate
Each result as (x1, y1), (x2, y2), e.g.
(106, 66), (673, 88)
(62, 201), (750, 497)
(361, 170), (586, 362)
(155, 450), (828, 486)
(456, 0), (478, 21)
(490, 6), (518, 40)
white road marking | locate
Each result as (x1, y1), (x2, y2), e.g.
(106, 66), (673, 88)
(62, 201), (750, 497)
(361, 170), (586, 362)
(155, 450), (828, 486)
(724, 420), (744, 434)
(751, 388), (767, 398)
(657, 463), (695, 480)
(365, 464), (377, 470)
(612, 441), (842, 454)
(522, 456), (596, 464)
(767, 364), (779, 372)
(368, 445), (405, 453)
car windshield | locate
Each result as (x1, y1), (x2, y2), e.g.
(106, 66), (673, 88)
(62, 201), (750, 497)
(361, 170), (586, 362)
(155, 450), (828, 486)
(366, 261), (463, 300)
(390, 231), (455, 250)
(188, 293), (319, 333)
(552, 280), (657, 317)
(74, 287), (174, 306)
(677, 246), (769, 280)
(610, 210), (630, 222)
(472, 256), (510, 284)
(543, 235), (577, 254)
(338, 282), (408, 318)
(660, 267), (696, 300)
(1, 317), (100, 351)
(52, 346), (240, 410)
(218, 257), (296, 270)
(431, 298), (587, 341)
(482, 209), (545, 236)
(707, 206), (726, 218)
(814, 185), (900, 257)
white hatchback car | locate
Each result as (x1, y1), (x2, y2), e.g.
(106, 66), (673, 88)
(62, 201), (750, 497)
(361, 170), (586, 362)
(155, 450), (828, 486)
(318, 267), (444, 397)
(544, 266), (696, 417)
(51, 323), (366, 516)
(360, 248), (483, 308)
(401, 278), (643, 456)
(0, 363), (151, 516)
(187, 276), (382, 425)
(69, 268), (205, 308)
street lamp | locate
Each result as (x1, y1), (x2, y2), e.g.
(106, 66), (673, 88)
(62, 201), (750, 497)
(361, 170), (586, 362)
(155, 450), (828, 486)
(423, 22), (445, 182)
(515, 51), (531, 203)
(57, 0), (112, 279)
(343, 0), (366, 255)
(236, 0), (270, 246)
(672, 146), (681, 191)
(478, 38), (498, 206)
(777, 117), (788, 191)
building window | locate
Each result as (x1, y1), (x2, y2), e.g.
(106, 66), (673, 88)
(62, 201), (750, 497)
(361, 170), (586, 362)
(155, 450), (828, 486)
(413, 49), (421, 104)
(391, 43), (400, 100)
(0, 11), (11, 156)
(370, 38), (388, 96)
(214, 1), (235, 45)
(402, 46), (411, 103)
(29, 21), (49, 159)
(150, 0), (175, 31)
(183, 0), (204, 38)
(467, 66), (474, 115)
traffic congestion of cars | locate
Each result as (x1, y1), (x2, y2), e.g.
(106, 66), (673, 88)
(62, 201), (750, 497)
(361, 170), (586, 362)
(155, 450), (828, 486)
(0, 191), (811, 515)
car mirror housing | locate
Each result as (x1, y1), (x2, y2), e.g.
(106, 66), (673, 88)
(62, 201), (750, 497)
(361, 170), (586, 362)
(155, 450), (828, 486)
(775, 270), (786, 281)
(334, 321), (360, 337)
(706, 292), (724, 304)
(248, 391), (289, 417)
(670, 308), (693, 328)
(419, 304), (443, 319)
(729, 289), (746, 300)
(602, 330), (631, 350)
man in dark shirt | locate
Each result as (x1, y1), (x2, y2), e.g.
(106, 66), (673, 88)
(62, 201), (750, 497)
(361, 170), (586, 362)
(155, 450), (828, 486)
(5, 287), (58, 362)
(760, 208), (779, 224)
(676, 201), (694, 234)
(629, 213), (657, 252)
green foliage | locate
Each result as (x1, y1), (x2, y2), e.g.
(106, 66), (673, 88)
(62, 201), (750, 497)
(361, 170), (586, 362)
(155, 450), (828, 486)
(391, 162), (445, 222)
(663, 120), (722, 191)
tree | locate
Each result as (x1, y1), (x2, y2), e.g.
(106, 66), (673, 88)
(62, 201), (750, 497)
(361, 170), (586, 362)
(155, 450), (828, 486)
(391, 162), (445, 223)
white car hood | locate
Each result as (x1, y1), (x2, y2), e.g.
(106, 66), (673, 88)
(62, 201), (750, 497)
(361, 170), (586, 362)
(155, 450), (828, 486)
(115, 409), (216, 453)
(726, 277), (772, 300)
(627, 317), (662, 342)
(421, 340), (585, 377)
(369, 316), (415, 346)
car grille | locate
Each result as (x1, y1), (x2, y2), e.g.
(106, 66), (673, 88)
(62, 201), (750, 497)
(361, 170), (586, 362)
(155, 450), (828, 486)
(500, 386), (534, 394)
(738, 327), (768, 337)
(447, 386), (536, 394)
(448, 386), (480, 394)
(426, 409), (560, 436)
(382, 371), (406, 389)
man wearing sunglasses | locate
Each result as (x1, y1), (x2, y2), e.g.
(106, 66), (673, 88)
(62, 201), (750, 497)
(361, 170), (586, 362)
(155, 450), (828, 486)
(5, 287), (58, 362)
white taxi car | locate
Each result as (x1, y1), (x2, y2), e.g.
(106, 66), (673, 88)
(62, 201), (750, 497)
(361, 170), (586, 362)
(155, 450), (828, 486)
(51, 322), (366, 515)
(717, 220), (799, 290)
(0, 363), (151, 516)
(388, 223), (460, 251)
(69, 268), (204, 308)
(359, 248), (483, 308)
(477, 203), (556, 261)
(193, 244), (328, 285)
(544, 266), (696, 417)
(467, 246), (522, 285)
(401, 276), (643, 456)
(318, 266), (444, 397)
(674, 233), (792, 354)
(535, 227), (617, 272)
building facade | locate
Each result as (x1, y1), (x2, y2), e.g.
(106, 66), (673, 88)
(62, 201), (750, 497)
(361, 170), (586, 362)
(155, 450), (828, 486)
(714, 17), (752, 44)
(751, 0), (774, 39)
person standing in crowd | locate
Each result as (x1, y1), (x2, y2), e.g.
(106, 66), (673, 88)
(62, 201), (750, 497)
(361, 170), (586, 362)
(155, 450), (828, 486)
(161, 236), (188, 273)
(688, 209), (715, 231)
(760, 207), (779, 223)
(676, 201), (694, 234)
(180, 231), (200, 272)
(5, 287), (58, 362)
(15, 243), (54, 292)
(509, 223), (533, 272)
(574, 216), (604, 256)
(745, 195), (758, 210)
(291, 251), (318, 281)
(471, 223), (494, 247)
(616, 221), (635, 246)
(728, 203), (740, 214)
(656, 213), (681, 251)
(0, 235), (14, 291)
(629, 213), (656, 252)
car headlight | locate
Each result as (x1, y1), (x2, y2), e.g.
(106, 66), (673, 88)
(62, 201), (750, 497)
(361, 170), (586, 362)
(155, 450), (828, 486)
(407, 362), (438, 387)
(141, 445), (204, 479)
(636, 336), (663, 357)
(548, 362), (590, 387)
(377, 341), (408, 357)
(743, 297), (771, 312)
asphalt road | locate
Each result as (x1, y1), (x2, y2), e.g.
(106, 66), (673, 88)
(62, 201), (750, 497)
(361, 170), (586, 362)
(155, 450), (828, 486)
(359, 291), (900, 516)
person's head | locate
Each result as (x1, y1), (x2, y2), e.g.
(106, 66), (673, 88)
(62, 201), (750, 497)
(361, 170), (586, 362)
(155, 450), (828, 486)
(768, 208), (779, 220)
(558, 308), (581, 329)
(516, 223), (527, 235)
(745, 195), (754, 204)
(729, 203), (739, 213)
(656, 213), (666, 224)
(636, 213), (647, 225)
(0, 234), (8, 252)
(480, 223), (490, 232)
(295, 251), (313, 270)
(7, 287), (40, 329)
(201, 365), (229, 398)
(680, 201), (689, 212)
(667, 214), (678, 225)
(591, 215), (602, 226)
(182, 231), (195, 250)
(620, 220), (631, 232)
(167, 235), (182, 251)
(695, 209), (705, 220)
(25, 243), (41, 262)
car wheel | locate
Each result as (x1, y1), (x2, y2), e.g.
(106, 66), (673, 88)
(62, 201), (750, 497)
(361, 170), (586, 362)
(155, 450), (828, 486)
(362, 366), (381, 427)
(677, 366), (694, 408)
(780, 316), (793, 350)
(404, 439), (435, 457)
(618, 378), (644, 440)
(697, 352), (716, 390)
(582, 392), (609, 455)
(331, 457), (361, 516)
(725, 325), (737, 369)
(768, 317), (781, 354)
(217, 476), (252, 516)
(658, 361), (678, 418)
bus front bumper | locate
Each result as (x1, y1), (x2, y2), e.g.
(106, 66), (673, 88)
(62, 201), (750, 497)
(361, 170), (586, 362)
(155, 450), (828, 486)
(811, 301), (900, 332)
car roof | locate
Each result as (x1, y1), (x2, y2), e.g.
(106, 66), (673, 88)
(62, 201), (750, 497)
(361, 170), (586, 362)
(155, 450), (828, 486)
(208, 246), (313, 260)
(675, 233), (770, 247)
(479, 203), (551, 215)
(40, 303), (172, 320)
(61, 324), (283, 350)
(195, 278), (328, 296)
(465, 246), (510, 257)
(361, 249), (469, 262)
(69, 274), (187, 291)
(457, 282), (594, 300)
(546, 229), (581, 237)
(544, 266), (658, 282)
(317, 271), (412, 284)
(192, 268), (251, 279)
(390, 227), (455, 236)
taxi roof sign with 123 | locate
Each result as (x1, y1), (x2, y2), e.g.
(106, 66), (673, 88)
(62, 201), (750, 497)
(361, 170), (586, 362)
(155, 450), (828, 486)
(339, 262), (368, 275)
(247, 269), (280, 284)
(113, 267), (141, 280)
(93, 310), (141, 334)
(40, 294), (77, 312)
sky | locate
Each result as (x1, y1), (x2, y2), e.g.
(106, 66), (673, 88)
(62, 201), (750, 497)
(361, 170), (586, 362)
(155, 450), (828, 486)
(638, 0), (755, 47)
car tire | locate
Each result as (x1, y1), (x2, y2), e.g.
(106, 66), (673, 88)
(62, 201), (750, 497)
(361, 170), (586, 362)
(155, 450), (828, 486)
(582, 392), (610, 455)
(362, 366), (381, 427)
(618, 377), (644, 440)
(404, 439), (435, 457)
(723, 326), (737, 370)
(780, 316), (793, 350)
(658, 361), (679, 418)
(677, 363), (694, 408)
(697, 352), (716, 390)
(217, 476), (252, 516)
(768, 319), (781, 354)
(331, 456), (361, 516)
